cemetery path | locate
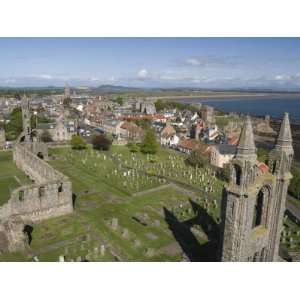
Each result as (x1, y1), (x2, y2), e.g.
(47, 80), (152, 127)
(286, 201), (300, 222)
(132, 182), (199, 198)
(132, 183), (173, 197)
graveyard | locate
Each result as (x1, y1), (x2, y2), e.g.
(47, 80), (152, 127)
(0, 145), (300, 261)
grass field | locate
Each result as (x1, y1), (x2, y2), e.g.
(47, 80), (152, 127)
(0, 145), (299, 261)
(0, 146), (222, 261)
(0, 151), (31, 206)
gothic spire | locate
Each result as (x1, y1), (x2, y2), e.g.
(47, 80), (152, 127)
(275, 112), (293, 150)
(235, 115), (257, 162)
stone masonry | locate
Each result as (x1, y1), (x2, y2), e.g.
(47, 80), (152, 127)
(0, 95), (73, 253)
(220, 114), (293, 261)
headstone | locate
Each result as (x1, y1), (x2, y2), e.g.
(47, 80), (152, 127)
(122, 228), (129, 239)
(100, 245), (106, 256)
(145, 248), (155, 257)
(134, 239), (141, 248)
(59, 255), (65, 262)
(153, 219), (160, 227)
(111, 218), (118, 230)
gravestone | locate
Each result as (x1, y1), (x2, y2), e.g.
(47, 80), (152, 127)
(134, 239), (141, 248)
(111, 218), (118, 230)
(145, 248), (155, 257)
(100, 245), (106, 256)
(122, 228), (129, 239)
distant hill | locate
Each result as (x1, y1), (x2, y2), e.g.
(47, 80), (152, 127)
(94, 85), (142, 92)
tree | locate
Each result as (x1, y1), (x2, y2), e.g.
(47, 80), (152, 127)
(5, 107), (23, 140)
(186, 149), (208, 168)
(63, 97), (72, 108)
(92, 134), (112, 151)
(289, 165), (300, 199)
(114, 96), (123, 106)
(70, 134), (87, 150)
(257, 147), (269, 164)
(140, 129), (159, 154)
(40, 130), (53, 143)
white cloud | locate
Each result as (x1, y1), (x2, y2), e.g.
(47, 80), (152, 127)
(89, 77), (99, 82)
(38, 74), (53, 79)
(137, 69), (149, 79)
(4, 79), (16, 83)
(185, 58), (202, 66)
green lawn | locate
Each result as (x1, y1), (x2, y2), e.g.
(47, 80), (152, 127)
(0, 151), (31, 206)
(1, 145), (298, 261)
(0, 146), (222, 261)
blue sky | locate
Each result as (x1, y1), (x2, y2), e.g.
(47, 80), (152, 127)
(1, 38), (300, 89)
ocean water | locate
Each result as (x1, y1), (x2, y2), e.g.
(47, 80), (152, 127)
(179, 95), (300, 122)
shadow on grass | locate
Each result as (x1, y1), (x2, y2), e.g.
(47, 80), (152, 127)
(163, 200), (220, 262)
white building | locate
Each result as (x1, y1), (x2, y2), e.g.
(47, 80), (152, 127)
(210, 144), (236, 168)
(160, 124), (179, 147)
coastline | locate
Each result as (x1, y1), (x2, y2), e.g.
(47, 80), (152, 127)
(151, 93), (300, 101)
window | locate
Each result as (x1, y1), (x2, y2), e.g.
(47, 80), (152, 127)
(39, 186), (45, 198)
(233, 164), (242, 186)
(253, 190), (264, 227)
(253, 252), (259, 262)
(260, 247), (266, 261)
(58, 183), (63, 193)
(253, 186), (270, 228)
(19, 190), (24, 201)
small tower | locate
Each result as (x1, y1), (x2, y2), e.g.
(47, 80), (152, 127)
(267, 112), (294, 260)
(64, 83), (71, 98)
(21, 94), (31, 141)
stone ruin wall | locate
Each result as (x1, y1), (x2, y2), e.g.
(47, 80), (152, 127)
(0, 143), (73, 224)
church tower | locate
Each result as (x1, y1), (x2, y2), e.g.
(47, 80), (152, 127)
(267, 112), (294, 260)
(64, 82), (71, 98)
(220, 114), (293, 261)
(21, 94), (31, 141)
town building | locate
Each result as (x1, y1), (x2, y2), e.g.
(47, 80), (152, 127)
(210, 144), (236, 168)
(160, 123), (179, 147)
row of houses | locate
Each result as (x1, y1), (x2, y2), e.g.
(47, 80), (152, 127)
(160, 122), (237, 168)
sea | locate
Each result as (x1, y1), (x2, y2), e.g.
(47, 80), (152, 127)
(177, 94), (300, 123)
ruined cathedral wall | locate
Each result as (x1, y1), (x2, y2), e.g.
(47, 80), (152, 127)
(13, 144), (64, 183)
(0, 144), (74, 223)
(0, 180), (73, 223)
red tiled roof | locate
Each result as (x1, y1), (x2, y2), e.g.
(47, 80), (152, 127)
(256, 161), (269, 174)
(161, 124), (176, 138)
(178, 138), (211, 155)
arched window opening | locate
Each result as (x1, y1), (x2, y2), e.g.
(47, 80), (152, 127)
(39, 186), (45, 198)
(19, 190), (24, 202)
(37, 152), (44, 160)
(252, 252), (259, 262)
(58, 183), (63, 193)
(253, 190), (264, 228)
(234, 164), (242, 186)
(260, 247), (267, 261)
